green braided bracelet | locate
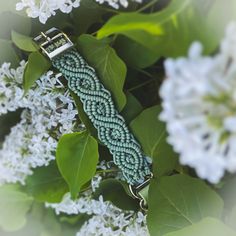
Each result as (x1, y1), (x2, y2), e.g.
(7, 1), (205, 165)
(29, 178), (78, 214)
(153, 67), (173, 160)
(52, 48), (151, 185)
(34, 28), (152, 192)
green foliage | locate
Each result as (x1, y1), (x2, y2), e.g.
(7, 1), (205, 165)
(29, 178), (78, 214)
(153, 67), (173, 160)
(0, 39), (19, 67)
(130, 105), (163, 156)
(23, 51), (51, 92)
(56, 132), (99, 199)
(1, 0), (236, 235)
(114, 35), (159, 69)
(121, 92), (143, 124)
(97, 0), (186, 38)
(147, 175), (224, 236)
(164, 217), (236, 236)
(0, 110), (22, 142)
(94, 179), (139, 211)
(70, 91), (98, 138)
(130, 106), (178, 176)
(11, 31), (38, 52)
(77, 34), (127, 111)
(97, 0), (236, 57)
(71, 0), (105, 35)
(0, 185), (33, 232)
(25, 162), (68, 203)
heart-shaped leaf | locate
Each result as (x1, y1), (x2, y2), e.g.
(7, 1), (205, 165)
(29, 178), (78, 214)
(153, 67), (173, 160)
(56, 132), (99, 199)
(23, 51), (51, 92)
(147, 175), (224, 236)
(25, 162), (68, 203)
(11, 30), (38, 52)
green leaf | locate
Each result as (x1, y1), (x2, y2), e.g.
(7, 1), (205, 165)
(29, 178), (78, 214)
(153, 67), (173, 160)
(130, 105), (178, 176)
(25, 162), (68, 203)
(77, 34), (127, 111)
(94, 179), (139, 211)
(60, 214), (91, 229)
(56, 132), (99, 199)
(164, 217), (236, 236)
(0, 39), (19, 67)
(70, 91), (98, 138)
(97, 0), (186, 38)
(121, 92), (143, 124)
(71, 0), (105, 35)
(23, 51), (51, 92)
(147, 175), (224, 236)
(114, 35), (159, 69)
(0, 110), (22, 142)
(0, 185), (33, 232)
(130, 105), (163, 156)
(97, 0), (230, 57)
(11, 31), (38, 52)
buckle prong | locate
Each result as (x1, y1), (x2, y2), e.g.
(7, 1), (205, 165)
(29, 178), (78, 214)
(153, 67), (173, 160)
(40, 32), (51, 42)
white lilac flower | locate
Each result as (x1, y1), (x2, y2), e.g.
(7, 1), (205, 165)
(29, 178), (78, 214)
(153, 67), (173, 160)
(0, 62), (78, 184)
(91, 174), (103, 192)
(160, 22), (236, 184)
(16, 0), (143, 23)
(0, 61), (28, 114)
(95, 0), (142, 9)
(46, 193), (148, 236)
(16, 0), (81, 24)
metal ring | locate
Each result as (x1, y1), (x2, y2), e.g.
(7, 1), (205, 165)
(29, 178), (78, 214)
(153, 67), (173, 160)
(139, 198), (148, 212)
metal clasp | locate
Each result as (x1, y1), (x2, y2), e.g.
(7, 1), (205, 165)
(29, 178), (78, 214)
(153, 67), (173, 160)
(33, 27), (74, 60)
(129, 173), (153, 212)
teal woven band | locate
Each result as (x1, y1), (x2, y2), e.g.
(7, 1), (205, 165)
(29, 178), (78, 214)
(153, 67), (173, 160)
(52, 48), (151, 185)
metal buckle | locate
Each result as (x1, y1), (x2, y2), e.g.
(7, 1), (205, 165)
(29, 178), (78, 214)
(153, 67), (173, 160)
(33, 27), (74, 60)
(129, 173), (153, 212)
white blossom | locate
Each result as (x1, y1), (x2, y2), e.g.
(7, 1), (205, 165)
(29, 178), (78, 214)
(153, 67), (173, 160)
(160, 22), (236, 184)
(46, 193), (148, 236)
(16, 0), (81, 24)
(16, 0), (143, 23)
(0, 62), (78, 184)
(0, 61), (28, 114)
(95, 0), (142, 9)
(91, 174), (103, 192)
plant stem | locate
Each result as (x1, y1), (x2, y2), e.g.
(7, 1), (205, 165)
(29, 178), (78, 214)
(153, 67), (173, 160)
(128, 78), (156, 92)
(96, 169), (119, 174)
(136, 68), (154, 78)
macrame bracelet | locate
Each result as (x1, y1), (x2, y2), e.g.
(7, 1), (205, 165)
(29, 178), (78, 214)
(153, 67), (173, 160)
(33, 28), (153, 200)
(52, 48), (151, 185)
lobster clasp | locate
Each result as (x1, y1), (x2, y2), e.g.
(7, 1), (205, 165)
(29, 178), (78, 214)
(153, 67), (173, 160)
(33, 27), (74, 60)
(129, 173), (153, 212)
